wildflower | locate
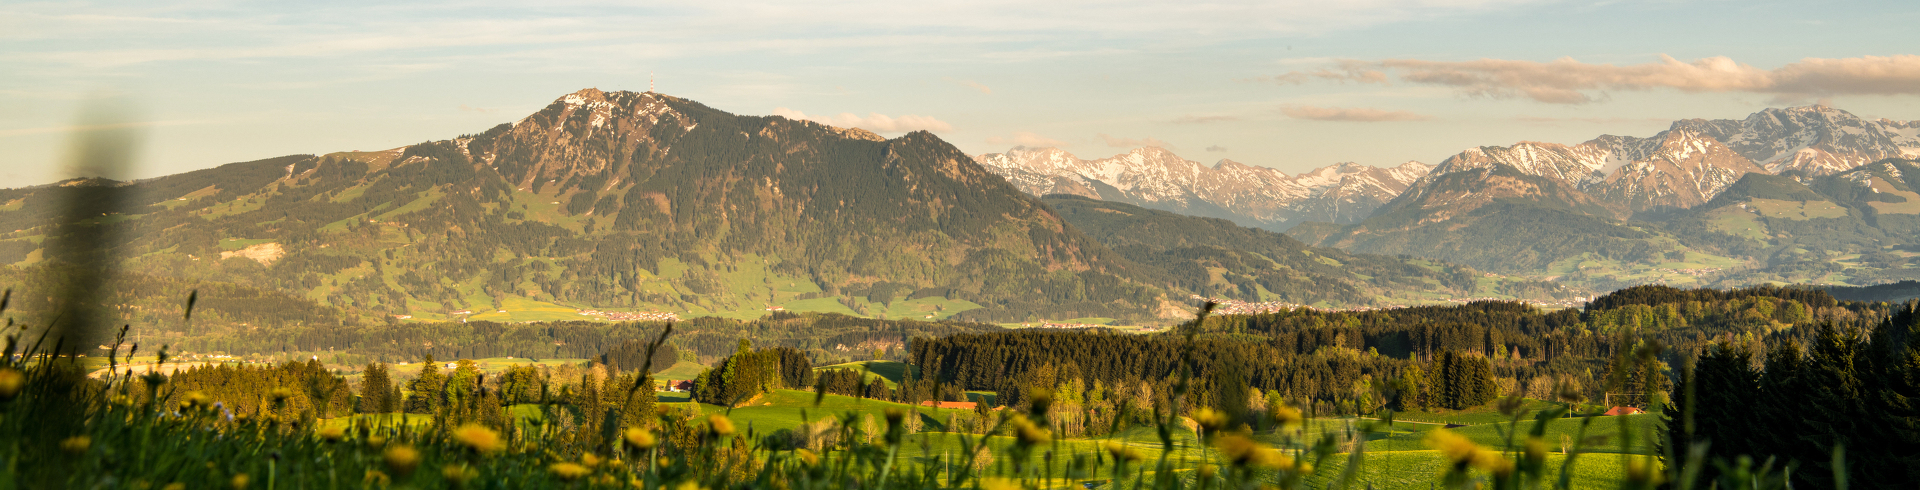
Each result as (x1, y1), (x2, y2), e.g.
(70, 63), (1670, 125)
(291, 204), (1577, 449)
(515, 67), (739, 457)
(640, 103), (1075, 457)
(672, 481), (707, 490)
(183, 391), (211, 409)
(442, 464), (477, 486)
(229, 474), (249, 490)
(706, 414), (734, 436)
(549, 462), (592, 481)
(163, 484), (186, 490)
(451, 424), (504, 454)
(384, 445), (421, 476)
(318, 425), (346, 442)
(363, 470), (390, 486)
(582, 453), (605, 468)
(1425, 429), (1479, 467)
(1268, 403), (1304, 428)
(60, 436), (90, 455)
(1010, 415), (1051, 446)
(795, 448), (820, 466)
(623, 428), (657, 450)
(1471, 449), (1515, 477)
(1198, 464), (1217, 480)
(367, 435), (388, 449)
(0, 368), (23, 401)
(1193, 408), (1229, 433)
(268, 388), (293, 404)
(1215, 434), (1290, 469)
(1102, 441), (1143, 463)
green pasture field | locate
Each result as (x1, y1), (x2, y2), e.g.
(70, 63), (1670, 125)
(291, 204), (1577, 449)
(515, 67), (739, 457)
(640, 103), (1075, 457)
(813, 360), (914, 388)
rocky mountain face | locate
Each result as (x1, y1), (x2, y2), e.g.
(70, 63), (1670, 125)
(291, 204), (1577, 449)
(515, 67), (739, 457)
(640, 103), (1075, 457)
(973, 147), (1429, 230)
(1672, 105), (1920, 175)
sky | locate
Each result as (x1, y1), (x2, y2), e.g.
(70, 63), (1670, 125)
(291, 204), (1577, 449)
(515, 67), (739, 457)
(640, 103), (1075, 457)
(4, 0), (1920, 188)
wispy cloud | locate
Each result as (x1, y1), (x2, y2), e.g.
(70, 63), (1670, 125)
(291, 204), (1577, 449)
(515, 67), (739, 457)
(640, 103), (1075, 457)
(1281, 55), (1920, 104)
(1205, 145), (1228, 152)
(985, 131), (1066, 148)
(772, 107), (954, 133)
(1279, 104), (1431, 122)
(1099, 133), (1173, 149)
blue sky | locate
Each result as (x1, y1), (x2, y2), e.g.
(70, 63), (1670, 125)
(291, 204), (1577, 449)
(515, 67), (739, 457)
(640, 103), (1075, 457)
(4, 0), (1919, 187)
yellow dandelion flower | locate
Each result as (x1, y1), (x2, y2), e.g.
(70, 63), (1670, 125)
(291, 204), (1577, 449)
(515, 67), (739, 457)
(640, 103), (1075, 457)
(1010, 415), (1050, 446)
(581, 453), (605, 468)
(981, 477), (1024, 490)
(1424, 429), (1479, 466)
(268, 388), (294, 403)
(1269, 404), (1304, 428)
(795, 448), (820, 466)
(1198, 464), (1217, 480)
(317, 425), (346, 442)
(384, 445), (421, 476)
(229, 473), (250, 490)
(1470, 449), (1514, 477)
(706, 414), (735, 436)
(184, 391), (211, 409)
(548, 462), (592, 481)
(367, 435), (388, 449)
(1216, 434), (1293, 469)
(1193, 408), (1229, 432)
(623, 428), (656, 450)
(672, 481), (707, 490)
(163, 483), (186, 490)
(451, 424), (505, 454)
(0, 368), (21, 401)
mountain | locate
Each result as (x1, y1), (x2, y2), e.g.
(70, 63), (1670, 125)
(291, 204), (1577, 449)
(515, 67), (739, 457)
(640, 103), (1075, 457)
(0, 89), (1193, 325)
(1042, 195), (1579, 307)
(1671, 105), (1920, 175)
(973, 146), (1429, 230)
(1277, 106), (1920, 290)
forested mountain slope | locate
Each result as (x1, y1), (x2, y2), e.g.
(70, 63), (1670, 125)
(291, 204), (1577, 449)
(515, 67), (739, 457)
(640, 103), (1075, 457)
(1042, 195), (1576, 306)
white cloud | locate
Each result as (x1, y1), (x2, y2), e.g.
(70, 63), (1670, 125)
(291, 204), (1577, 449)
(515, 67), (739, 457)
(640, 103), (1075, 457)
(1283, 55), (1920, 104)
(985, 131), (1066, 148)
(772, 107), (953, 133)
(1279, 105), (1431, 122)
(1205, 145), (1228, 152)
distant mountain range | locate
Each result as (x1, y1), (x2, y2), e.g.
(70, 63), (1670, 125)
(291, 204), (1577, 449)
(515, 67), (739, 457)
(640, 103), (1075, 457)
(974, 147), (1429, 230)
(0, 89), (1582, 331)
(979, 105), (1920, 291)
